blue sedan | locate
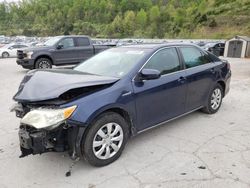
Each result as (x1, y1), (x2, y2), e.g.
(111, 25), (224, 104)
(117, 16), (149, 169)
(13, 43), (231, 166)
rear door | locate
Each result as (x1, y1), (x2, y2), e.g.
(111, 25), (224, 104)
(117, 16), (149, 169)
(53, 37), (79, 65)
(75, 37), (95, 62)
(178, 46), (216, 111)
(133, 47), (187, 131)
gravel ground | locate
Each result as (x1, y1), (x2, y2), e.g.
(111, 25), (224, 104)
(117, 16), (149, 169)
(0, 58), (250, 188)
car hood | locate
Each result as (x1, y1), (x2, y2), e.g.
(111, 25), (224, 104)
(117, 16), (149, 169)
(21, 46), (52, 52)
(0, 47), (8, 51)
(13, 69), (119, 102)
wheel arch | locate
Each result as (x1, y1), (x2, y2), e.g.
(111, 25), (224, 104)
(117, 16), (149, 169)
(2, 51), (9, 57)
(85, 105), (135, 138)
(34, 55), (53, 65)
(217, 80), (226, 97)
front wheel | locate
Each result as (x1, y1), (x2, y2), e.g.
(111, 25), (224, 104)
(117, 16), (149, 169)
(35, 58), (52, 69)
(82, 112), (129, 167)
(202, 84), (223, 114)
(2, 52), (9, 58)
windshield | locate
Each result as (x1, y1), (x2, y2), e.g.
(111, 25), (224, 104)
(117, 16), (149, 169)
(44, 36), (63, 46)
(74, 48), (148, 78)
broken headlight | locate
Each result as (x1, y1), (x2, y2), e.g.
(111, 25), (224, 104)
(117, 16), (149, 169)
(20, 105), (77, 130)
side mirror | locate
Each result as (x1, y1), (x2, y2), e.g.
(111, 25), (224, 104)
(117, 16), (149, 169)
(136, 69), (161, 81)
(9, 47), (14, 50)
(57, 44), (63, 49)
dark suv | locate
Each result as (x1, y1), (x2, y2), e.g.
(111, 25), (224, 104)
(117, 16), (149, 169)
(16, 35), (113, 69)
(203, 42), (225, 56)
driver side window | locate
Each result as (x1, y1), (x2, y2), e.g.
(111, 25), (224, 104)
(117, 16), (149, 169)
(144, 48), (181, 75)
(58, 38), (75, 49)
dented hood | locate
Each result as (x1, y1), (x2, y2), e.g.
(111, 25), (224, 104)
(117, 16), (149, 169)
(13, 69), (119, 102)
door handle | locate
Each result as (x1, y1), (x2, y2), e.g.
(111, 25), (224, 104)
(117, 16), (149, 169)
(178, 76), (186, 83)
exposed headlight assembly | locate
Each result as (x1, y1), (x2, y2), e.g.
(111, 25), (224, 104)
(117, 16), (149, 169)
(21, 105), (77, 130)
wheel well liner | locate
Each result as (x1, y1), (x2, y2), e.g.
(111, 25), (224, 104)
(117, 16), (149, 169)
(2, 51), (9, 55)
(105, 108), (133, 135)
(217, 80), (225, 96)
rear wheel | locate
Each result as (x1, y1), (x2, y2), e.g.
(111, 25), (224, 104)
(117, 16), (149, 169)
(2, 52), (9, 58)
(82, 112), (129, 167)
(35, 58), (52, 69)
(202, 84), (223, 114)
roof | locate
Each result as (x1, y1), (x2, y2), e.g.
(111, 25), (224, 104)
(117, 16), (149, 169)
(234, 36), (250, 42)
(121, 43), (199, 50)
(54, 35), (90, 38)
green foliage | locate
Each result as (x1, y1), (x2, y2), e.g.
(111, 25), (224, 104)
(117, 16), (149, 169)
(108, 15), (124, 38)
(136, 9), (147, 29)
(123, 11), (136, 37)
(149, 5), (160, 22)
(0, 0), (249, 38)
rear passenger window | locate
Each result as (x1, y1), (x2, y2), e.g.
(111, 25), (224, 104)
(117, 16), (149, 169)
(77, 38), (90, 46)
(179, 47), (210, 68)
(144, 48), (181, 75)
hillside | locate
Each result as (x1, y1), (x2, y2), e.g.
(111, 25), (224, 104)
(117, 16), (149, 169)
(0, 0), (250, 39)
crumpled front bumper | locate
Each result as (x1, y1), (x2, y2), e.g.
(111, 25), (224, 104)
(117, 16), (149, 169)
(18, 121), (86, 159)
(19, 127), (47, 157)
(16, 59), (35, 69)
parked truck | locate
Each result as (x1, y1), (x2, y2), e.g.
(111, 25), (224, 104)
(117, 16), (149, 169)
(16, 35), (115, 69)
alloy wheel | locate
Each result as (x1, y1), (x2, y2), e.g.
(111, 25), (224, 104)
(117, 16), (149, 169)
(38, 61), (51, 69)
(211, 88), (222, 110)
(2, 52), (9, 58)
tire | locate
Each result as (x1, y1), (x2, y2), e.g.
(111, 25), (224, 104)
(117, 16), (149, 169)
(35, 58), (52, 69)
(2, 52), (9, 58)
(202, 84), (223, 114)
(82, 112), (129, 167)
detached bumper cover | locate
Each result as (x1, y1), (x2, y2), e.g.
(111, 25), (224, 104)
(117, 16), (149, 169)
(16, 59), (35, 69)
(18, 121), (86, 158)
(19, 127), (47, 157)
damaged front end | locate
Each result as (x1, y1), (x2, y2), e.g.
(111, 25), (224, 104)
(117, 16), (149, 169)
(19, 123), (67, 157)
(18, 121), (85, 159)
(12, 69), (119, 159)
(12, 104), (84, 159)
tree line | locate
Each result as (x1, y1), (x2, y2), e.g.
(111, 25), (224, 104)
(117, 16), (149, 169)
(0, 0), (249, 38)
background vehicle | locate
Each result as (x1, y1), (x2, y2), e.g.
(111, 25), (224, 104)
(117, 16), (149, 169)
(13, 44), (231, 166)
(16, 35), (115, 69)
(203, 42), (225, 56)
(0, 43), (28, 58)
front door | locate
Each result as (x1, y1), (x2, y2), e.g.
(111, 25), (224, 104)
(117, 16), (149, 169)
(53, 37), (79, 65)
(133, 47), (187, 131)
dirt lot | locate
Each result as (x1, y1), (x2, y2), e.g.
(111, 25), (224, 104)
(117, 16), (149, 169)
(0, 58), (250, 188)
